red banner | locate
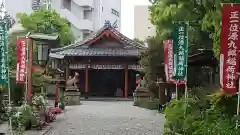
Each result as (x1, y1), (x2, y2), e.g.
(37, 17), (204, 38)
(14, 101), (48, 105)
(220, 4), (240, 94)
(164, 40), (185, 84)
(16, 37), (27, 84)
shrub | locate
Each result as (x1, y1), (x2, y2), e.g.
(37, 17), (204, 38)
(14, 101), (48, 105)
(164, 87), (240, 135)
(12, 104), (34, 131)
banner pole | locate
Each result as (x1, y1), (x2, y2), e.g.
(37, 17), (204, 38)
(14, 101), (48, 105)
(175, 81), (178, 99)
(25, 37), (29, 101)
(184, 22), (189, 116)
(5, 23), (12, 134)
(236, 73), (240, 129)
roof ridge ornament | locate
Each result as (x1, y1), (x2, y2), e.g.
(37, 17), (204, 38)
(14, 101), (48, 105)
(104, 20), (112, 27)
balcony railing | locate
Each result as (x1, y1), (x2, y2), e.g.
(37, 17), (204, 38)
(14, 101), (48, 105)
(72, 0), (93, 9)
(59, 9), (93, 31)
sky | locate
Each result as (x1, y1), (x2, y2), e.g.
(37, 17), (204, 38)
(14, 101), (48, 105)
(121, 0), (150, 39)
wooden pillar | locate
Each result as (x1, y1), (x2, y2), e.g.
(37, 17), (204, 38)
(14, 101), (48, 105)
(27, 38), (33, 103)
(65, 60), (70, 82)
(159, 82), (166, 105)
(55, 75), (59, 107)
(85, 65), (89, 98)
(124, 65), (128, 98)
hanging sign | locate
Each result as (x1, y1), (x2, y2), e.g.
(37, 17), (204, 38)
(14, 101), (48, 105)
(0, 22), (7, 84)
(164, 40), (185, 84)
(172, 23), (188, 81)
(220, 4), (240, 94)
(69, 63), (143, 70)
(91, 64), (125, 69)
(16, 37), (27, 84)
(164, 40), (174, 82)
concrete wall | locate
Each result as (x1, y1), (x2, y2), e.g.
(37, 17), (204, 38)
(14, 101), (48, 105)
(134, 5), (156, 41)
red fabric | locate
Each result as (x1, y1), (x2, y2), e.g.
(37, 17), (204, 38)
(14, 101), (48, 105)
(220, 4), (240, 94)
(50, 107), (62, 114)
(16, 37), (27, 84)
(163, 40), (185, 85)
(136, 76), (140, 84)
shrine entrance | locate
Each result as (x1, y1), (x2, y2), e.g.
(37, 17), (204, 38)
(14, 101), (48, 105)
(49, 23), (146, 98)
(89, 69), (124, 97)
(70, 69), (137, 97)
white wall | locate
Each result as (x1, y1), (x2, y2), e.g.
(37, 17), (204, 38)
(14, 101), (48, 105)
(134, 5), (155, 41)
(5, 0), (33, 19)
(100, 0), (121, 31)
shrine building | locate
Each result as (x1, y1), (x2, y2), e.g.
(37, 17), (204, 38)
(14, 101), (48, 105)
(48, 23), (146, 98)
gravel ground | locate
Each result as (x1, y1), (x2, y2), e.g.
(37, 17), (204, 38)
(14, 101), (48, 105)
(46, 101), (164, 135)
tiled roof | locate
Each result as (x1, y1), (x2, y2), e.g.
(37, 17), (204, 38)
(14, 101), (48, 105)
(50, 23), (146, 55)
(50, 48), (142, 57)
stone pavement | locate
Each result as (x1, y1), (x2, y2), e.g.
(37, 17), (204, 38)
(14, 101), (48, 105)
(46, 101), (164, 135)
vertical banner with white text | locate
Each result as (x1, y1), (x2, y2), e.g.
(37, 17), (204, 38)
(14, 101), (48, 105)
(220, 4), (240, 94)
(172, 23), (188, 81)
(16, 37), (27, 84)
(164, 40), (174, 82)
(0, 22), (8, 84)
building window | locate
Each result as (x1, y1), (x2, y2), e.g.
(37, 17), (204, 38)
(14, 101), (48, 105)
(83, 11), (92, 20)
(111, 9), (119, 17)
(62, 0), (71, 10)
(83, 33), (89, 38)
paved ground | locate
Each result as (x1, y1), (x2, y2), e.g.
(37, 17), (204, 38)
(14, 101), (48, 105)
(46, 101), (164, 135)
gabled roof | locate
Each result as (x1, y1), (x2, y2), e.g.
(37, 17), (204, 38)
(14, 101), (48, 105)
(51, 22), (146, 53)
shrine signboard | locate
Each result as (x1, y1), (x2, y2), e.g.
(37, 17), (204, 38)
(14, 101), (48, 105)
(0, 22), (7, 84)
(220, 4), (240, 94)
(16, 37), (27, 84)
(172, 22), (188, 81)
(69, 63), (143, 70)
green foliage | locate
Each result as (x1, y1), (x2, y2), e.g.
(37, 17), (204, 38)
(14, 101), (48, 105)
(134, 100), (159, 110)
(164, 87), (240, 135)
(17, 9), (74, 45)
(12, 104), (34, 134)
(133, 38), (145, 44)
(140, 36), (164, 97)
(32, 69), (51, 94)
(149, 0), (240, 57)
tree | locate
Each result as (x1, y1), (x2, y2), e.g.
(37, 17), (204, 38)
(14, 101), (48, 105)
(133, 38), (145, 45)
(149, 0), (212, 53)
(140, 36), (164, 97)
(149, 0), (240, 57)
(17, 9), (74, 45)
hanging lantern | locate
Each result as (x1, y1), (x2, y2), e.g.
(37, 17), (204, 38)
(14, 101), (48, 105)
(37, 43), (49, 64)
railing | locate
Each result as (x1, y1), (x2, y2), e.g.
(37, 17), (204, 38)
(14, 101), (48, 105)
(31, 0), (41, 10)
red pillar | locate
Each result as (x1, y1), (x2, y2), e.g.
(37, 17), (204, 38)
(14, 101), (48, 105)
(27, 38), (33, 103)
(85, 65), (89, 96)
(54, 75), (59, 107)
(124, 66), (128, 98)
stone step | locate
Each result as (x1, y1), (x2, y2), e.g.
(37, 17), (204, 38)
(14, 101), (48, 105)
(81, 97), (133, 101)
(0, 122), (8, 134)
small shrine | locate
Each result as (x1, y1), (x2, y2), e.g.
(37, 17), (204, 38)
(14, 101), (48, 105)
(48, 22), (146, 98)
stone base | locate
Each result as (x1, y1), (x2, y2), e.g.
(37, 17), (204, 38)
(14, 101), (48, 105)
(133, 87), (151, 105)
(64, 91), (81, 106)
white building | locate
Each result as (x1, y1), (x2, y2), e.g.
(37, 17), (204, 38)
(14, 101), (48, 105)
(134, 5), (155, 41)
(5, 0), (121, 40)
